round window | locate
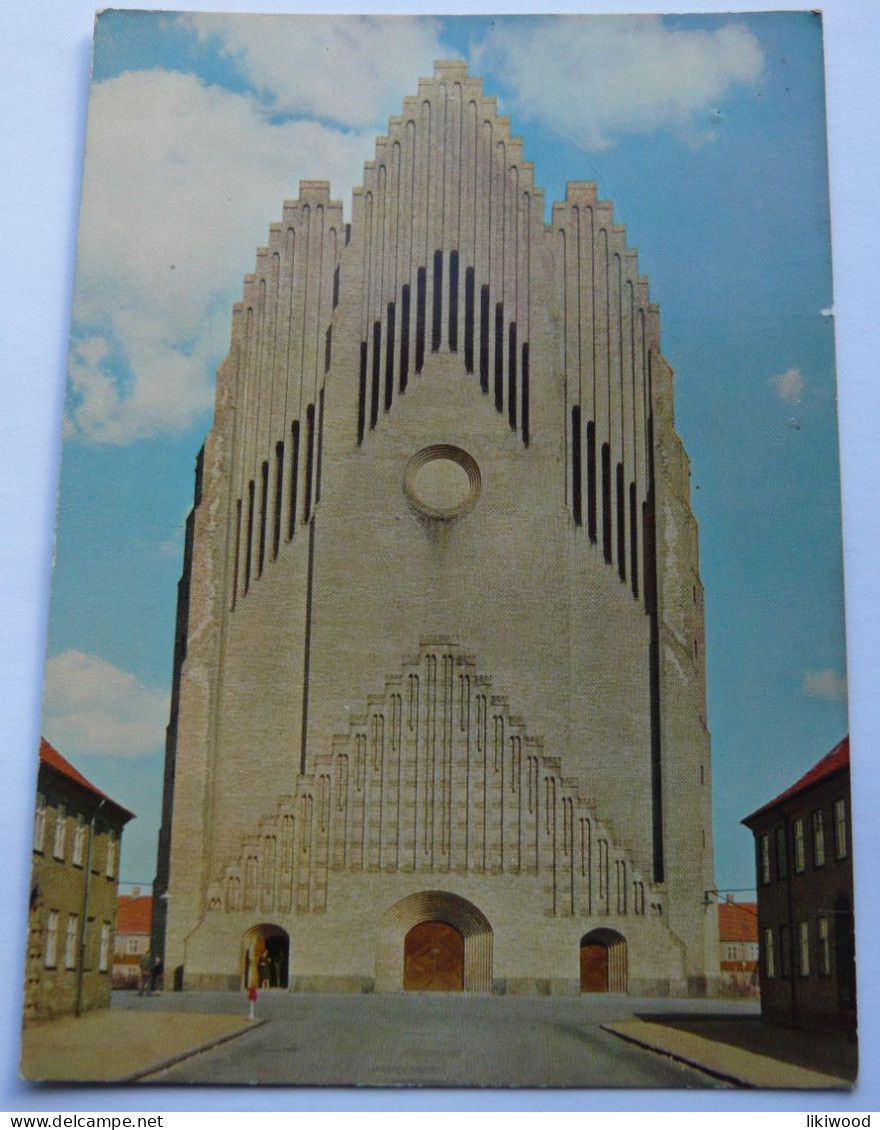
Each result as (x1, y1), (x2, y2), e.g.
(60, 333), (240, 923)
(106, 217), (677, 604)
(403, 445), (481, 521)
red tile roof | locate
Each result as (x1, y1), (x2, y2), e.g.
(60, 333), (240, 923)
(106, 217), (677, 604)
(718, 901), (758, 943)
(39, 737), (135, 820)
(743, 736), (849, 824)
(117, 894), (153, 934)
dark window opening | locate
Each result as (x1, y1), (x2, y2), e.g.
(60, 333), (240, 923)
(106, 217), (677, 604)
(629, 481), (639, 598)
(616, 462), (626, 581)
(357, 343), (367, 445)
(508, 322), (517, 430)
(232, 498), (242, 608)
(602, 443), (612, 563)
(449, 251), (459, 351)
(288, 421), (300, 537)
(494, 303), (504, 412)
(521, 342), (530, 446)
(370, 321), (381, 428)
(316, 388), (325, 505)
(324, 326), (332, 374)
(332, 265), (340, 308)
(303, 404), (315, 523)
(587, 421), (597, 542)
(415, 267), (427, 373)
(258, 461), (269, 577)
(244, 480), (255, 593)
(272, 442), (284, 560)
(400, 284), (411, 392)
(464, 268), (475, 373)
(571, 406), (582, 526)
(642, 498), (656, 615)
(776, 825), (788, 879)
(384, 302), (395, 411)
(432, 250), (443, 352)
(479, 285), (490, 392)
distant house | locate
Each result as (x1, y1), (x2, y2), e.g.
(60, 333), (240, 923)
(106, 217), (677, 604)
(717, 898), (759, 997)
(742, 736), (855, 1032)
(25, 739), (134, 1020)
(112, 891), (153, 988)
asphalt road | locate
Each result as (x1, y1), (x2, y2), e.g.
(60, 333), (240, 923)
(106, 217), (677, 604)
(116, 991), (747, 1088)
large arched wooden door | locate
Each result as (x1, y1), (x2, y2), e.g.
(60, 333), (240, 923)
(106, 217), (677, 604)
(404, 920), (465, 991)
(580, 943), (609, 992)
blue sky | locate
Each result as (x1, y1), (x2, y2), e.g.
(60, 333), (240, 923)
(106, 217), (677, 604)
(3, 0), (880, 1118)
(37, 10), (848, 894)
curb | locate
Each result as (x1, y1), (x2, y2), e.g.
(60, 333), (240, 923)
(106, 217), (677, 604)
(601, 1022), (751, 1088)
(120, 1017), (268, 1082)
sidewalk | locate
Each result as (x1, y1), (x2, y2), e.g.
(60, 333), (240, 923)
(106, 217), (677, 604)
(20, 1009), (263, 1083)
(603, 1016), (856, 1089)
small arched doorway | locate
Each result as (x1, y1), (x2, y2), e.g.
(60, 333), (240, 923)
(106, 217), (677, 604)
(404, 920), (465, 991)
(580, 928), (627, 993)
(242, 923), (289, 989)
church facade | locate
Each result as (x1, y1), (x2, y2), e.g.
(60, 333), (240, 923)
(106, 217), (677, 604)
(154, 61), (718, 996)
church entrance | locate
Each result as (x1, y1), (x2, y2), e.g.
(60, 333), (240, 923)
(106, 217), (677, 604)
(242, 924), (289, 989)
(580, 929), (627, 993)
(403, 920), (465, 991)
(376, 890), (493, 991)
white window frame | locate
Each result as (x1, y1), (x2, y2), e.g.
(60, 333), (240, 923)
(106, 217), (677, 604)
(99, 923), (110, 972)
(818, 916), (830, 975)
(725, 943), (739, 961)
(760, 834), (771, 884)
(64, 913), (78, 970)
(34, 793), (47, 853)
(834, 798), (848, 860)
(793, 818), (805, 873)
(812, 809), (826, 868)
(798, 921), (810, 977)
(45, 910), (59, 968)
(105, 830), (117, 878)
(72, 815), (86, 868)
(52, 805), (66, 861)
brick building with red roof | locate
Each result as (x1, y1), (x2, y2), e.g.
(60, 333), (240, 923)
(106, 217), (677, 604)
(24, 739), (134, 1020)
(717, 899), (759, 996)
(743, 736), (855, 1032)
(112, 891), (154, 988)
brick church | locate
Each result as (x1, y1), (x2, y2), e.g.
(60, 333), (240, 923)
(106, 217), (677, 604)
(154, 61), (718, 996)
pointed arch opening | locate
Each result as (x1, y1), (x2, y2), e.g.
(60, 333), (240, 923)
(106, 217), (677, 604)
(241, 923), (289, 990)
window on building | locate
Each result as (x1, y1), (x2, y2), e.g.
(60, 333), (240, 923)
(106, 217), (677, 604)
(813, 809), (826, 868)
(760, 834), (771, 884)
(834, 798), (848, 860)
(65, 913), (78, 970)
(34, 793), (46, 853)
(99, 923), (110, 973)
(45, 910), (59, 968)
(747, 942), (759, 962)
(818, 916), (831, 975)
(106, 830), (117, 878)
(798, 921), (810, 977)
(126, 937), (141, 955)
(725, 944), (738, 961)
(72, 814), (86, 868)
(793, 818), (805, 873)
(763, 928), (775, 979)
(53, 804), (67, 860)
(775, 826), (787, 879)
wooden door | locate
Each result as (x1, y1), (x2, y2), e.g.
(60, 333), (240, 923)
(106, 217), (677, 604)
(404, 921), (465, 991)
(580, 942), (609, 993)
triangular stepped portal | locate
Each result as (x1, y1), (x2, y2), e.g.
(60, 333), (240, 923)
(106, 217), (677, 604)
(207, 641), (654, 921)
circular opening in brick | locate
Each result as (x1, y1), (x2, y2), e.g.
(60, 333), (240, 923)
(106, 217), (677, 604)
(403, 445), (481, 521)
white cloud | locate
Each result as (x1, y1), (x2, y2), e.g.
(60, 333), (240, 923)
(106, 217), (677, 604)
(802, 669), (847, 701)
(69, 69), (375, 443)
(770, 367), (804, 405)
(473, 16), (763, 150)
(176, 14), (445, 130)
(43, 651), (170, 757)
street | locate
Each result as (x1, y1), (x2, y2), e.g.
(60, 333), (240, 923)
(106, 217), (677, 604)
(114, 991), (756, 1087)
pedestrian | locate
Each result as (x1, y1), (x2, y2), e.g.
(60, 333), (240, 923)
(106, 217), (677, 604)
(138, 951), (152, 996)
(258, 951), (270, 988)
(151, 953), (164, 994)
